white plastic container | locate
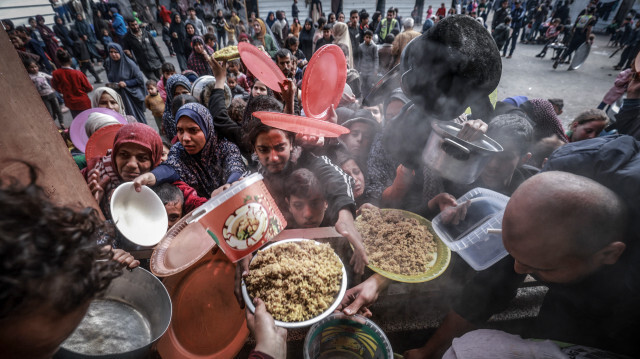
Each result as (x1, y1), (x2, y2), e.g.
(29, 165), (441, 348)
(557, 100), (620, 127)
(432, 188), (509, 271)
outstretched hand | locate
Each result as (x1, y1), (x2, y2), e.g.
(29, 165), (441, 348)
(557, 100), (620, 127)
(247, 298), (287, 359)
(336, 273), (390, 317)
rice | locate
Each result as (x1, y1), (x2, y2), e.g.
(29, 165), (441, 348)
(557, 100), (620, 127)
(245, 241), (343, 322)
(356, 209), (437, 275)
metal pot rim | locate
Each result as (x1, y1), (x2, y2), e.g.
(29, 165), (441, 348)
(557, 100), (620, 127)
(430, 120), (503, 153)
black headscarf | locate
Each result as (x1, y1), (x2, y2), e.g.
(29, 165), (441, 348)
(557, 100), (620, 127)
(299, 18), (315, 60)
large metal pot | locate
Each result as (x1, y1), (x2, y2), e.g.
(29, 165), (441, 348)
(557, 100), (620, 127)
(423, 121), (503, 184)
(191, 75), (233, 108)
(55, 267), (172, 359)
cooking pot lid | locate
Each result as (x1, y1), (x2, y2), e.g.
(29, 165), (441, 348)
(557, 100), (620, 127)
(84, 124), (123, 160)
(569, 42), (591, 70)
(253, 111), (350, 137)
(238, 42), (285, 93)
(362, 64), (401, 107)
(157, 251), (249, 359)
(70, 108), (128, 152)
(150, 208), (216, 277)
(432, 121), (503, 153)
(301, 44), (347, 119)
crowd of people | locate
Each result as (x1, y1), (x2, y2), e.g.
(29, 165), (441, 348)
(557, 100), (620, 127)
(3, 0), (640, 358)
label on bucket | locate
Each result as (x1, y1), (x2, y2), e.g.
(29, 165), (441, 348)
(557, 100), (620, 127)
(308, 321), (391, 359)
(198, 179), (286, 262)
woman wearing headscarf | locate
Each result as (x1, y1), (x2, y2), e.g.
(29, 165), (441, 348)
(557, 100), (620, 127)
(74, 12), (101, 61)
(92, 87), (137, 123)
(136, 103), (246, 198)
(332, 22), (353, 68)
(104, 43), (147, 124)
(252, 18), (278, 57)
(187, 36), (215, 76)
(265, 11), (276, 29)
(299, 18), (316, 61)
(35, 15), (62, 68)
(92, 9), (109, 40)
(82, 123), (163, 216)
(162, 74), (192, 140)
(53, 15), (74, 54)
(183, 22), (197, 60)
(170, 12), (188, 71)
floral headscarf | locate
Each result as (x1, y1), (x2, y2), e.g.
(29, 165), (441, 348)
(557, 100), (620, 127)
(520, 99), (568, 143)
(162, 74), (191, 139)
(165, 103), (245, 197)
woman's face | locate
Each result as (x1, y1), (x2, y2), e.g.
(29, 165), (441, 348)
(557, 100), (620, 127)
(115, 143), (153, 181)
(254, 129), (292, 174)
(268, 13), (275, 20)
(253, 21), (262, 33)
(174, 15), (181, 23)
(338, 13), (345, 22)
(98, 92), (120, 112)
(173, 85), (190, 97)
(177, 117), (206, 154)
(571, 120), (606, 142)
(251, 81), (268, 97)
(109, 48), (121, 61)
(193, 41), (204, 53)
(341, 159), (364, 198)
(305, 22), (312, 30)
(186, 24), (195, 35)
(56, 17), (63, 25)
(329, 14), (336, 22)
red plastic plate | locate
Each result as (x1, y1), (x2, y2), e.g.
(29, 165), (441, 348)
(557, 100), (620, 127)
(301, 44), (347, 119)
(84, 124), (123, 160)
(238, 42), (285, 93)
(253, 111), (350, 138)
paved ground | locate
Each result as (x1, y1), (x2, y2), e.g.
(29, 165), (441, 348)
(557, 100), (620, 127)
(60, 26), (621, 131)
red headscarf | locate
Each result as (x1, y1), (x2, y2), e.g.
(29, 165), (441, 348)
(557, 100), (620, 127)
(112, 123), (164, 175)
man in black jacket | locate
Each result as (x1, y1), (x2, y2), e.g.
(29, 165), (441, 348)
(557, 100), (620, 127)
(491, 0), (510, 32)
(122, 18), (165, 81)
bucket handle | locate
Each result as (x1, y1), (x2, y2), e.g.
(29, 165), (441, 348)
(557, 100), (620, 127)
(441, 138), (471, 161)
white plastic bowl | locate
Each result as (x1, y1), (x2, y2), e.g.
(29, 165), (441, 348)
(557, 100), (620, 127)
(110, 183), (168, 247)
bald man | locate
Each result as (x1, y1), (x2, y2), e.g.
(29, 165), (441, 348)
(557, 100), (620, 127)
(404, 171), (638, 358)
(341, 171), (637, 358)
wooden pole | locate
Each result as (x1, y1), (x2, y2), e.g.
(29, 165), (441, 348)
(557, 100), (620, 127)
(0, 27), (103, 217)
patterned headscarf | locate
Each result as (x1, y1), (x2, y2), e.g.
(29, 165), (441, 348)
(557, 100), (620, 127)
(520, 99), (568, 143)
(165, 103), (245, 197)
(162, 74), (191, 139)
(187, 36), (215, 76)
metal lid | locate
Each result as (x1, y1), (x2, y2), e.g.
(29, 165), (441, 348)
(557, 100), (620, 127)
(431, 121), (503, 153)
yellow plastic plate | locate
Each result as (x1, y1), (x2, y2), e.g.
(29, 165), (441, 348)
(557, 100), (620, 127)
(356, 209), (451, 283)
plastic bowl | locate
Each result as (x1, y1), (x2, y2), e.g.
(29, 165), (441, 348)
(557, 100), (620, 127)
(110, 183), (168, 247)
(241, 239), (348, 329)
(303, 313), (394, 359)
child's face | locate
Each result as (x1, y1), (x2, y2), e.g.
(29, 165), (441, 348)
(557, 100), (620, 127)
(161, 144), (170, 162)
(227, 78), (237, 88)
(165, 200), (183, 229)
(102, 29), (109, 36)
(323, 29), (331, 39)
(228, 62), (238, 74)
(287, 194), (327, 228)
(163, 71), (175, 80)
(147, 85), (158, 95)
(364, 35), (372, 44)
(27, 63), (39, 74)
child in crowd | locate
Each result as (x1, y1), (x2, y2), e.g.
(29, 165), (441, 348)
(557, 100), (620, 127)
(285, 36), (307, 68)
(145, 80), (165, 131)
(162, 22), (176, 56)
(100, 28), (113, 52)
(51, 49), (93, 118)
(493, 17), (512, 53)
(227, 73), (249, 99)
(25, 59), (65, 129)
(284, 168), (329, 229)
(153, 182), (184, 229)
(158, 62), (176, 101)
(314, 24), (334, 53)
(227, 59), (251, 92)
(204, 33), (219, 52)
(69, 30), (102, 83)
(358, 30), (378, 97)
(161, 139), (171, 162)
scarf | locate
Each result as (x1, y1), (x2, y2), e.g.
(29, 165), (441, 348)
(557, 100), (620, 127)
(104, 43), (146, 103)
(165, 103), (245, 197)
(187, 36), (215, 76)
(332, 22), (353, 68)
(92, 87), (127, 116)
(254, 18), (267, 47)
(162, 74), (192, 139)
(520, 99), (569, 143)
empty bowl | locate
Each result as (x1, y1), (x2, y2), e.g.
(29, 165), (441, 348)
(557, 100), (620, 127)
(110, 183), (168, 247)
